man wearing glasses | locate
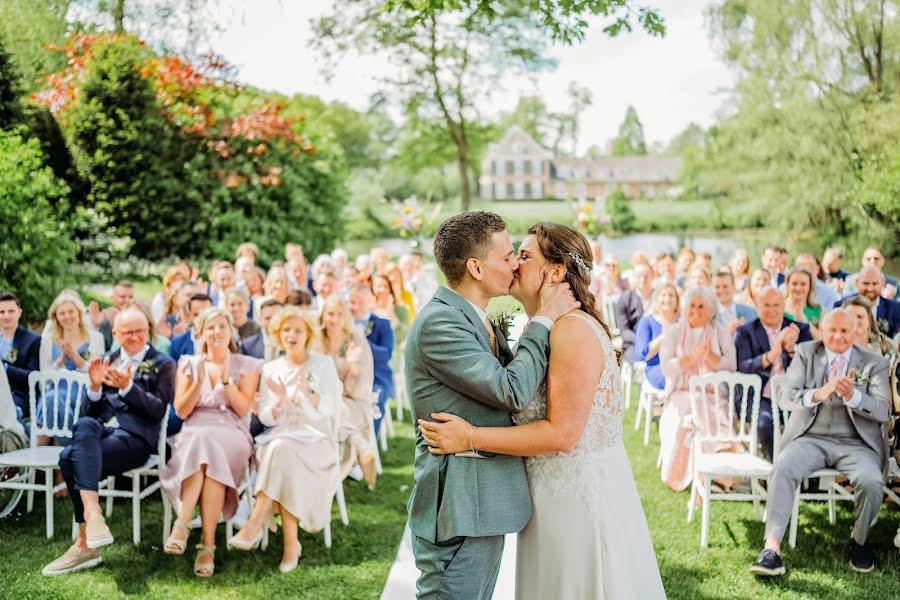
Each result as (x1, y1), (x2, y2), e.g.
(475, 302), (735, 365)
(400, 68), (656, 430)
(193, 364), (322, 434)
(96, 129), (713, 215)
(42, 306), (175, 576)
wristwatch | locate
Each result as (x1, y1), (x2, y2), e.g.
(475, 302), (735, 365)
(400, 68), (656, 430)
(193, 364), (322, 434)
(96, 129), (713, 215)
(222, 376), (234, 387)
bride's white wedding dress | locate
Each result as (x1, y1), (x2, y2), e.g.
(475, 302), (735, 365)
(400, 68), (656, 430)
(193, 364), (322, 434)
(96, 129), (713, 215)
(512, 313), (666, 599)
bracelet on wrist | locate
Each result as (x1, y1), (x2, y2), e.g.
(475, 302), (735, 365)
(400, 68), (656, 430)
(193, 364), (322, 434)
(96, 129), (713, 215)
(469, 426), (478, 453)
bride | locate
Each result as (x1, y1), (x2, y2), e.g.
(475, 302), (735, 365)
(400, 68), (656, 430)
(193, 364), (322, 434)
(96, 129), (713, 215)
(419, 222), (666, 600)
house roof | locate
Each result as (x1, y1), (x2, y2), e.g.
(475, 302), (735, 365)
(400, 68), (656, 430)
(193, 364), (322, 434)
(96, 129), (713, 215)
(552, 156), (682, 183)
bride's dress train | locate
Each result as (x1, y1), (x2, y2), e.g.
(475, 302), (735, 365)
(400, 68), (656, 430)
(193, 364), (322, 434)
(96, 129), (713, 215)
(513, 313), (666, 599)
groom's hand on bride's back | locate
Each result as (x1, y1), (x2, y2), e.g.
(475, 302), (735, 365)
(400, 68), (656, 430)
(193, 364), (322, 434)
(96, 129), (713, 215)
(535, 271), (580, 322)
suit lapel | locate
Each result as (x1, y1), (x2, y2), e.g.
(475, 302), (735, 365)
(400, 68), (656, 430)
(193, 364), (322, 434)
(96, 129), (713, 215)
(811, 343), (827, 388)
(434, 286), (494, 353)
(493, 322), (513, 364)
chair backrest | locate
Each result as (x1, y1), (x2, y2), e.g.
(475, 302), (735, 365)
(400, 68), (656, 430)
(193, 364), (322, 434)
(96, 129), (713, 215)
(688, 371), (763, 456)
(0, 364), (23, 436)
(601, 299), (619, 333)
(768, 373), (789, 460)
(156, 406), (170, 459)
(28, 369), (89, 446)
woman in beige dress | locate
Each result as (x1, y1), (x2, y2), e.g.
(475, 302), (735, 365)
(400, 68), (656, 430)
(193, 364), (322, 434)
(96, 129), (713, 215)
(226, 307), (343, 572)
(315, 296), (377, 489)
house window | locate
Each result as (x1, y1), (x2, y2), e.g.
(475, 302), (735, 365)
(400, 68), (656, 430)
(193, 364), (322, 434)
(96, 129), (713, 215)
(514, 181), (525, 200)
(532, 160), (542, 175)
(575, 183), (587, 200)
(554, 182), (566, 199)
(480, 183), (493, 199)
(524, 161), (532, 175)
(533, 182), (544, 199)
(494, 182), (505, 200)
(491, 161), (498, 175)
(514, 160), (525, 176)
(507, 183), (515, 199)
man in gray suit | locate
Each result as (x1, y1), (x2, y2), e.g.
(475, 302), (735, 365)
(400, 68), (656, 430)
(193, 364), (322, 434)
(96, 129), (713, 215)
(751, 309), (891, 577)
(406, 211), (577, 599)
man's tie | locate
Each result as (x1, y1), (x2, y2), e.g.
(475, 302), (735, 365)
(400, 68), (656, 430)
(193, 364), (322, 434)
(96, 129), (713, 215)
(483, 316), (497, 356)
(828, 355), (846, 382)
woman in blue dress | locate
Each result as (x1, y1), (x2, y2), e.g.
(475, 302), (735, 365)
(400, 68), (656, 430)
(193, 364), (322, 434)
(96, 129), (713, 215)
(634, 282), (680, 390)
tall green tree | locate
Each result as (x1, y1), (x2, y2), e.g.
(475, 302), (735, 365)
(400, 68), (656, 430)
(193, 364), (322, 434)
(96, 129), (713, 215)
(0, 33), (22, 130)
(611, 105), (646, 155)
(316, 1), (664, 211)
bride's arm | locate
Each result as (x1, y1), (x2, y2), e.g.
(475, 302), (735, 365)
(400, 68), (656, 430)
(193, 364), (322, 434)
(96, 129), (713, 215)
(419, 317), (603, 456)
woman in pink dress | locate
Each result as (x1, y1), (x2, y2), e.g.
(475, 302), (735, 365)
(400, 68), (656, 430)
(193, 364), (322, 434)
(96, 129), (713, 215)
(160, 307), (262, 577)
(658, 286), (737, 491)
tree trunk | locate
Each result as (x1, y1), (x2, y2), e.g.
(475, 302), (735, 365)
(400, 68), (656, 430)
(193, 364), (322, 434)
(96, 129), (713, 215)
(456, 144), (471, 212)
(113, 0), (126, 33)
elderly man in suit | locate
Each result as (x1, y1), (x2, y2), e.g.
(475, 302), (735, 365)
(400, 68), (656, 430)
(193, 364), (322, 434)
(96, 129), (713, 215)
(347, 283), (394, 435)
(735, 287), (812, 459)
(406, 212), (577, 599)
(0, 292), (40, 425)
(42, 306), (175, 576)
(834, 265), (900, 339)
(750, 309), (891, 577)
(615, 263), (653, 363)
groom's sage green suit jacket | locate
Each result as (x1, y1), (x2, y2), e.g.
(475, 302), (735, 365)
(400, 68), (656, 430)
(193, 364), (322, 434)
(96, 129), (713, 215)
(405, 286), (551, 544)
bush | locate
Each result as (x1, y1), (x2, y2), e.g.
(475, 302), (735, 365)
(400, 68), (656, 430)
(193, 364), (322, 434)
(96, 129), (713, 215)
(0, 130), (75, 323)
(606, 189), (637, 233)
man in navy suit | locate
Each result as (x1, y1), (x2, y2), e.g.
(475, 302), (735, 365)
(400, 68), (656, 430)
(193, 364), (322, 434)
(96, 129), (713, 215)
(734, 287), (812, 459)
(615, 264), (653, 363)
(169, 293), (213, 363)
(713, 271), (758, 335)
(834, 266), (900, 339)
(43, 306), (175, 576)
(0, 291), (41, 423)
(348, 283), (394, 435)
(762, 246), (785, 288)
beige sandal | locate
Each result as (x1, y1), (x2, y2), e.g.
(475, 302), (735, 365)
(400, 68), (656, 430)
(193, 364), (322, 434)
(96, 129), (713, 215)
(163, 520), (191, 555)
(193, 543), (216, 578)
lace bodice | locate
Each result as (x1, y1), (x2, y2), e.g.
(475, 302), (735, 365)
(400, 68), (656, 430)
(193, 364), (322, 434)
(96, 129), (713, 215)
(512, 313), (625, 503)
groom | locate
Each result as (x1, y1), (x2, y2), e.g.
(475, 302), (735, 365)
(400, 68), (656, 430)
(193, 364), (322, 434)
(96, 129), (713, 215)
(405, 212), (577, 599)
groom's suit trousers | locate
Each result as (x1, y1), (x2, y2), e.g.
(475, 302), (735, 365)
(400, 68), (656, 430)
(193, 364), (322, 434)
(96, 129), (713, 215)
(412, 533), (505, 600)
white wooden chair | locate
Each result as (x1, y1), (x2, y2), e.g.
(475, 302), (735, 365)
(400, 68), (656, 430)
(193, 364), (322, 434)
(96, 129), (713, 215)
(0, 365), (27, 518)
(97, 409), (170, 544)
(619, 361), (633, 409)
(685, 372), (770, 547)
(634, 378), (665, 446)
(768, 378), (855, 549)
(0, 370), (87, 538)
(370, 392), (384, 475)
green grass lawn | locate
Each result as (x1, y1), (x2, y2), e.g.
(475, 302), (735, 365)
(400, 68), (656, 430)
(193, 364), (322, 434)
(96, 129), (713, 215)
(2, 392), (898, 599)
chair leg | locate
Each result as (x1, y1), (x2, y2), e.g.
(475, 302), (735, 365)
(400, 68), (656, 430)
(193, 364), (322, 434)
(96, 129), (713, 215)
(132, 476), (141, 545)
(687, 480), (697, 523)
(162, 490), (172, 546)
(45, 468), (54, 539)
(336, 483), (349, 526)
(106, 477), (115, 518)
(380, 419), (388, 452)
(655, 448), (662, 469)
(700, 477), (712, 548)
(324, 521), (332, 549)
(643, 402), (652, 446)
(825, 477), (836, 524)
(751, 478), (761, 521)
(26, 468), (35, 512)
(634, 397), (643, 431)
(788, 488), (800, 549)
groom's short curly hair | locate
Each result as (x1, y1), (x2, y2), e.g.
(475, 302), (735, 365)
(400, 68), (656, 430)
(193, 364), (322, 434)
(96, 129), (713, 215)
(433, 211), (506, 286)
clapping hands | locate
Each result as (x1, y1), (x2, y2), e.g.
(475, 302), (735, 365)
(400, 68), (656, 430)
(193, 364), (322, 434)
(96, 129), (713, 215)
(87, 356), (134, 392)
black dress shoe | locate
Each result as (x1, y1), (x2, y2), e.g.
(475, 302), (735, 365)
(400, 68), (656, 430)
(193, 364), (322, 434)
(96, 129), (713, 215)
(750, 549), (785, 576)
(850, 540), (874, 573)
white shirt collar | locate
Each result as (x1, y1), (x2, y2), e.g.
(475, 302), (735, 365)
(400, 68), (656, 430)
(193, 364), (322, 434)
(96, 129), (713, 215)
(447, 288), (488, 324)
(120, 344), (150, 365)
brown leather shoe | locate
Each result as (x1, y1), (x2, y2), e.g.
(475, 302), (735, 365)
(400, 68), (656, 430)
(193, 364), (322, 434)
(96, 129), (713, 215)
(42, 545), (102, 576)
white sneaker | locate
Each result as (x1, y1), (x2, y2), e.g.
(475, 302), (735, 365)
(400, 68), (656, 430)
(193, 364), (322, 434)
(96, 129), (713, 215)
(893, 527), (900, 549)
(347, 465), (363, 481)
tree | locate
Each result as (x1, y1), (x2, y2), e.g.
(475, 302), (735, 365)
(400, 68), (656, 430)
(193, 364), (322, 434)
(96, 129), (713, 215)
(315, 1), (665, 211)
(0, 130), (76, 324)
(0, 1), (68, 93)
(605, 188), (636, 232)
(665, 122), (704, 155)
(611, 105), (646, 155)
(0, 34), (22, 130)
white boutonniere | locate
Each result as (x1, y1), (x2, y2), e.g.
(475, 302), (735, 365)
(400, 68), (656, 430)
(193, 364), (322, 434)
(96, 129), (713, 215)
(136, 358), (157, 377)
(877, 318), (890, 335)
(489, 308), (521, 343)
(853, 368), (871, 386)
(365, 319), (374, 337)
(79, 347), (91, 361)
(4, 346), (18, 364)
(681, 414), (700, 448)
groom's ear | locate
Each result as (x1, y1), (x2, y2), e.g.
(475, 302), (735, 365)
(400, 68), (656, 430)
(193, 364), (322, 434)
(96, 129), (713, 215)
(465, 258), (484, 282)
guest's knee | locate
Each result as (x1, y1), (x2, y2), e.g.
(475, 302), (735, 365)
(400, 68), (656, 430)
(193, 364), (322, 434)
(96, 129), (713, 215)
(855, 474), (884, 498)
(72, 416), (102, 437)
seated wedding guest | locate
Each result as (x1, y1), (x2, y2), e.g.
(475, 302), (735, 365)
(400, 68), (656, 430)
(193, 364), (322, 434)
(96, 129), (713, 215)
(227, 307), (342, 571)
(243, 266), (266, 301)
(651, 252), (677, 288)
(256, 266), (290, 319)
(287, 257), (314, 294)
(315, 297), (378, 488)
(347, 283), (393, 435)
(235, 241), (259, 264)
(312, 254), (336, 278)
(370, 247), (391, 275)
(331, 248), (349, 279)
(209, 262), (236, 307)
(0, 291), (41, 423)
(783, 269), (823, 337)
(225, 289), (260, 341)
(161, 307), (262, 577)
(41, 307), (175, 576)
(161, 280), (200, 339)
(713, 271), (757, 335)
(634, 283), (680, 390)
(835, 266), (900, 338)
(355, 255), (374, 288)
(761, 246), (785, 288)
(385, 264), (416, 321)
(590, 254), (629, 304)
(169, 294), (214, 363)
(729, 249), (751, 292)
(735, 287), (812, 459)
(684, 266), (711, 290)
(372, 274), (409, 331)
(285, 289), (313, 308)
(621, 251), (650, 284)
(285, 242), (304, 264)
(737, 268), (771, 307)
(589, 239), (602, 267)
(151, 267), (187, 324)
(89, 281), (135, 351)
(776, 247), (790, 275)
(312, 271), (338, 311)
(234, 256), (254, 288)
(38, 291), (105, 447)
(240, 299), (283, 362)
(844, 247), (899, 299)
(676, 248), (696, 280)
(822, 247), (848, 283)
(843, 296), (896, 358)
(793, 253), (839, 310)
(615, 264), (653, 363)
(659, 286), (738, 491)
(750, 309), (891, 577)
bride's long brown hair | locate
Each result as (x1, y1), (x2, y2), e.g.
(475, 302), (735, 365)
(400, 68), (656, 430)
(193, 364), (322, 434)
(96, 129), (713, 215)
(528, 222), (620, 364)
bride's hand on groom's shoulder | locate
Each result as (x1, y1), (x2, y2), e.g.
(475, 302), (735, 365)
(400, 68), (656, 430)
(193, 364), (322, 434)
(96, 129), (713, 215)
(418, 413), (472, 454)
(535, 271), (580, 322)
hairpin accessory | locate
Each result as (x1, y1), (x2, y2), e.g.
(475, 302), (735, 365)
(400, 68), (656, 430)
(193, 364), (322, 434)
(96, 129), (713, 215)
(567, 252), (592, 277)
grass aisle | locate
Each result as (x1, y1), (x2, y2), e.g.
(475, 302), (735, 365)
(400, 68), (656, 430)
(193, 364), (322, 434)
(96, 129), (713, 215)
(2, 395), (898, 599)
